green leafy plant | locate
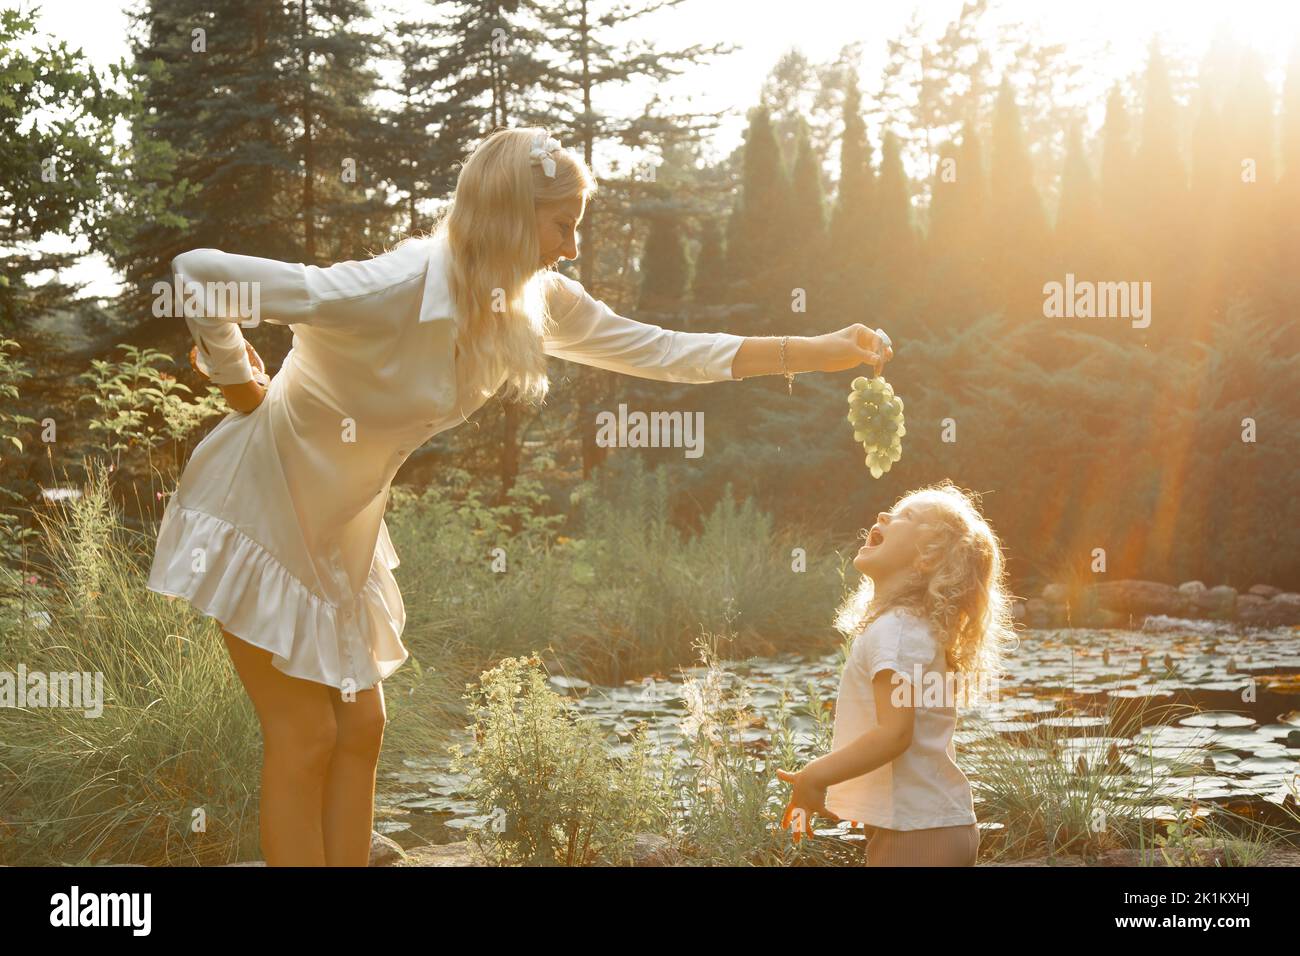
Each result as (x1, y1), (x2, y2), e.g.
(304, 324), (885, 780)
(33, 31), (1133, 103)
(449, 655), (672, 866)
(76, 344), (224, 468)
(0, 338), (38, 566)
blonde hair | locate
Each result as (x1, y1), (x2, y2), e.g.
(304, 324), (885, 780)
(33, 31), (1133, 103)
(426, 126), (598, 405)
(834, 480), (1016, 692)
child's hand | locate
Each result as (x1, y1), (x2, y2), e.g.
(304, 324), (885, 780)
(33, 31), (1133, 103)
(776, 767), (841, 843)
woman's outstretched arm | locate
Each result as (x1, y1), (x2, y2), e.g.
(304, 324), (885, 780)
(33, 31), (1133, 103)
(542, 272), (893, 382)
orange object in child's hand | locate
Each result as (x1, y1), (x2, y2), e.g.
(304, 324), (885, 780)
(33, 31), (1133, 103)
(776, 767), (841, 844)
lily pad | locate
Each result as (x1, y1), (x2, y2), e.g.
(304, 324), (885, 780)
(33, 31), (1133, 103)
(1178, 712), (1256, 729)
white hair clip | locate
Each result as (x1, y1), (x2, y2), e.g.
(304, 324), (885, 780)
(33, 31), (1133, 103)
(529, 134), (563, 178)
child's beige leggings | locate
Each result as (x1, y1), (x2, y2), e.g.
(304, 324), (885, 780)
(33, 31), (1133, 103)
(862, 823), (980, 866)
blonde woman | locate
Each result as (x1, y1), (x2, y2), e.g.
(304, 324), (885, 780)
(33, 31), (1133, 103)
(778, 481), (1015, 866)
(147, 127), (894, 866)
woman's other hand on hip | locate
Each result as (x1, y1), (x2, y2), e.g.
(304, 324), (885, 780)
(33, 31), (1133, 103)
(189, 341), (268, 412)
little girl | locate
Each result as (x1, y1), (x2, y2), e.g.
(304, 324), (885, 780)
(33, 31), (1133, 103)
(777, 480), (1015, 866)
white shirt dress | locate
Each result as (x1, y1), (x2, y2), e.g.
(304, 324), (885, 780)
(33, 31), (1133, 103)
(146, 231), (745, 691)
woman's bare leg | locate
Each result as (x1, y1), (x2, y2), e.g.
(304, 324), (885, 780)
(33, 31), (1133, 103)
(221, 629), (337, 866)
(322, 682), (387, 866)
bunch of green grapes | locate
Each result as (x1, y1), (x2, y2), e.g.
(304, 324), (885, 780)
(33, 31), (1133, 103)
(847, 374), (905, 478)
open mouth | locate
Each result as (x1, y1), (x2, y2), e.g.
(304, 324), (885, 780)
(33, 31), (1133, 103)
(865, 525), (885, 548)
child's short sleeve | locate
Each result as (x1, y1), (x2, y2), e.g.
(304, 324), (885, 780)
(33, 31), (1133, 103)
(858, 609), (937, 682)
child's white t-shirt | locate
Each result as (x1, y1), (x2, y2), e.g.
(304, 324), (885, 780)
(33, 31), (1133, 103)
(823, 607), (978, 831)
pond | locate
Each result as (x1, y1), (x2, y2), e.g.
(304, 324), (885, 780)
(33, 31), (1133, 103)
(375, 621), (1300, 851)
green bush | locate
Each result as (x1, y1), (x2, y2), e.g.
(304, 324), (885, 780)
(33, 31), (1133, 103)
(449, 655), (672, 866)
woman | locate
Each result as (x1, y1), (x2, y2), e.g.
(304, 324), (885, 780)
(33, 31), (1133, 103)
(147, 127), (894, 866)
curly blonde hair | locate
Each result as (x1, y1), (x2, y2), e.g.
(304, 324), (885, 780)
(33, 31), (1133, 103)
(834, 480), (1017, 696)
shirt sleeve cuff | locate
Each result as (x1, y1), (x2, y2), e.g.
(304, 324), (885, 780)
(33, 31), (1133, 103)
(709, 333), (746, 381)
(205, 348), (256, 386)
(188, 317), (255, 385)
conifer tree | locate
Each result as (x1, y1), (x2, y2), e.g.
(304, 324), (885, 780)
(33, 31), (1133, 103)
(1185, 85), (1230, 334)
(1056, 118), (1098, 274)
(1133, 41), (1188, 313)
(728, 106), (794, 321)
(923, 121), (990, 322)
(638, 201), (689, 311)
(1098, 84), (1138, 276)
(1226, 47), (1277, 293)
(828, 80), (875, 312)
(2, 8), (170, 333)
(873, 129), (917, 330)
(691, 216), (727, 307)
(787, 118), (829, 315)
(988, 79), (1047, 318)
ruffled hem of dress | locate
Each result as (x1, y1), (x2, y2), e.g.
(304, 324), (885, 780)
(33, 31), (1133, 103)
(146, 505), (408, 692)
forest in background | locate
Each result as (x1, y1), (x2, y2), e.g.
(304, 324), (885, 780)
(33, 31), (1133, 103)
(3, 0), (1299, 594)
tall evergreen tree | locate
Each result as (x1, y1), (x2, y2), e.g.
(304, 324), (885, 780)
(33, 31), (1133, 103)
(875, 130), (915, 252)
(638, 201), (689, 311)
(787, 118), (829, 315)
(988, 78), (1047, 318)
(1098, 84), (1138, 277)
(1226, 47), (1277, 294)
(924, 121), (990, 320)
(828, 79), (875, 314)
(722, 192), (745, 296)
(691, 216), (727, 307)
(292, 0), (393, 263)
(728, 106), (794, 320)
(120, 0), (386, 335)
(375, 17), (466, 235)
(873, 129), (917, 331)
(1133, 41), (1187, 322)
(123, 0), (297, 308)
(1055, 118), (1098, 272)
(1186, 85), (1230, 336)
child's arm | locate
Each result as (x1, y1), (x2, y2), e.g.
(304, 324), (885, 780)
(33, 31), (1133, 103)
(778, 669), (915, 838)
(804, 669), (915, 787)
